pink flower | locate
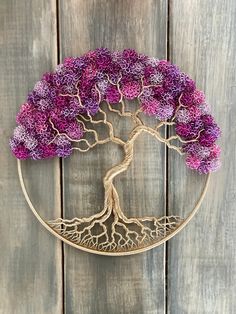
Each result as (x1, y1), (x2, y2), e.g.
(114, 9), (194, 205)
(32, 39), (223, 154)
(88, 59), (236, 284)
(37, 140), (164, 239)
(66, 121), (84, 139)
(210, 144), (221, 158)
(42, 144), (57, 158)
(176, 123), (192, 138)
(198, 158), (221, 174)
(12, 145), (30, 159)
(155, 103), (174, 121)
(105, 85), (121, 103)
(176, 108), (191, 123)
(181, 92), (194, 106)
(121, 81), (141, 99)
(188, 106), (202, 120)
(193, 90), (205, 105)
(186, 154), (201, 170)
(141, 98), (160, 115)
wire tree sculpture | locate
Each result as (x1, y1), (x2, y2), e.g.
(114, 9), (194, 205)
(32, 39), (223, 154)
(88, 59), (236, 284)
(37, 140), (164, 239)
(10, 48), (221, 254)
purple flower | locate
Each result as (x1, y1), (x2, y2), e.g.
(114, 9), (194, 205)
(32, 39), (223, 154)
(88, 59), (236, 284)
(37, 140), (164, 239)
(176, 108), (191, 123)
(84, 99), (99, 115)
(198, 158), (221, 174)
(176, 123), (192, 138)
(41, 144), (57, 158)
(199, 124), (221, 147)
(121, 81), (141, 99)
(155, 103), (174, 121)
(56, 144), (72, 158)
(33, 80), (50, 98)
(141, 98), (160, 116)
(66, 121), (83, 139)
(186, 154), (201, 170)
(193, 90), (205, 105)
(181, 92), (194, 106)
(12, 145), (30, 159)
(105, 85), (121, 104)
(122, 49), (138, 62)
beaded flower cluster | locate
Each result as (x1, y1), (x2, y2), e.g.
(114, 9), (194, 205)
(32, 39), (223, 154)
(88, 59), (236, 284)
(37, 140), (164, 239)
(10, 48), (221, 173)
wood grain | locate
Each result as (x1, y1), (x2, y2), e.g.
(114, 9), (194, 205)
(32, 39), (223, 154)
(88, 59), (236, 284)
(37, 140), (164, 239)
(59, 0), (168, 313)
(0, 1), (62, 313)
(168, 0), (236, 313)
(1, 0), (235, 313)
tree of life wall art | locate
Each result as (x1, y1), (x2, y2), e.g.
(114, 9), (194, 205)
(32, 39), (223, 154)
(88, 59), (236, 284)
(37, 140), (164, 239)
(10, 48), (221, 255)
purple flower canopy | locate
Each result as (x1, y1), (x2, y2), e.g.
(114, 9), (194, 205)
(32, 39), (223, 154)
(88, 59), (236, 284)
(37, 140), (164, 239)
(10, 48), (221, 174)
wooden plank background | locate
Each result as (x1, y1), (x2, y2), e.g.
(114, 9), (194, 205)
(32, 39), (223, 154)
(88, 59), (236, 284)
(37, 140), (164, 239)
(0, 0), (235, 313)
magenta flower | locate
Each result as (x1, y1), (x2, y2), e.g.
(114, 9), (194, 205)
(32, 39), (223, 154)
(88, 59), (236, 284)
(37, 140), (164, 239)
(105, 85), (121, 103)
(141, 98), (160, 115)
(121, 81), (141, 99)
(186, 154), (201, 170)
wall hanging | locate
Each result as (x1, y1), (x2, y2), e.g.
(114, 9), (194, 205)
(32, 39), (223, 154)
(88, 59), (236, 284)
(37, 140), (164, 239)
(10, 48), (221, 255)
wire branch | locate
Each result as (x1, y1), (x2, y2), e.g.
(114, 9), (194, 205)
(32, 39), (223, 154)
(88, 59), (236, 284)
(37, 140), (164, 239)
(137, 76), (160, 98)
(59, 90), (83, 108)
(72, 138), (110, 153)
(51, 76), (200, 156)
(155, 121), (176, 130)
(165, 128), (203, 144)
(103, 74), (143, 126)
(49, 117), (111, 152)
(171, 93), (187, 121)
(48, 118), (82, 143)
(74, 106), (125, 152)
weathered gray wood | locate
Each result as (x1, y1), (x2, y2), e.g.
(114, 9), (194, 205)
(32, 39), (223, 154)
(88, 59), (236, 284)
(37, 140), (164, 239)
(168, 0), (236, 313)
(0, 1), (62, 313)
(3, 1), (234, 313)
(59, 0), (168, 313)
